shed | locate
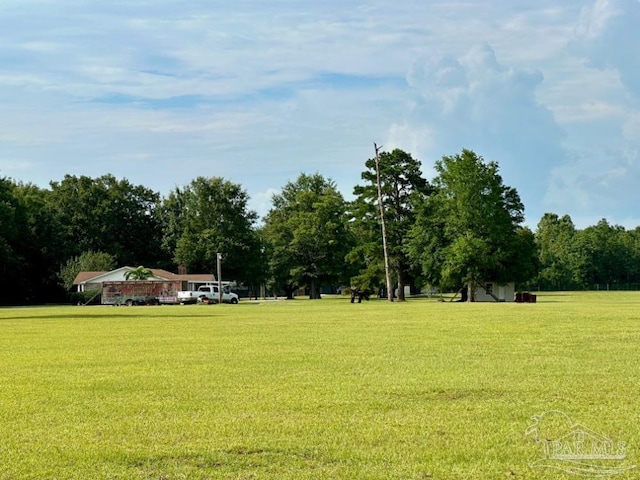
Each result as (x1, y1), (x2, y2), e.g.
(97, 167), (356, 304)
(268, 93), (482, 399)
(472, 281), (515, 302)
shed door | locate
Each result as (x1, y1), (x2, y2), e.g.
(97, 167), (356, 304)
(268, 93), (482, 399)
(498, 285), (506, 301)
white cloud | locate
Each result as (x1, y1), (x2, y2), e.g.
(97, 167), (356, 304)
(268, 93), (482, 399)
(0, 159), (34, 175)
(557, 100), (626, 123)
(385, 123), (436, 163)
(623, 113), (640, 140)
(548, 147), (640, 211)
(249, 188), (280, 222)
(541, 0), (640, 227)
(2, 0), (640, 229)
(396, 42), (566, 223)
(575, 0), (622, 39)
(571, 0), (640, 96)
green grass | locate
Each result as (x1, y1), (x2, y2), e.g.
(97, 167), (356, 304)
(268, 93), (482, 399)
(1, 292), (639, 479)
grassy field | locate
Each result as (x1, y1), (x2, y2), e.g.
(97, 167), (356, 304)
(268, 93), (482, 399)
(0, 292), (639, 479)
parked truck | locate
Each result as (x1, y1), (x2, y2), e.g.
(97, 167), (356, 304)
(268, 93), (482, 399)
(177, 284), (239, 304)
(102, 280), (184, 306)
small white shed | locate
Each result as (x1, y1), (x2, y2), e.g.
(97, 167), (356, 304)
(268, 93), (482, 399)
(473, 281), (515, 302)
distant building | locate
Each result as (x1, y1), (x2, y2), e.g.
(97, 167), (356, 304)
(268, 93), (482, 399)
(73, 266), (215, 293)
(471, 281), (515, 302)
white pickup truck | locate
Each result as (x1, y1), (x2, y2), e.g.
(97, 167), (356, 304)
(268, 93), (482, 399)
(177, 284), (239, 304)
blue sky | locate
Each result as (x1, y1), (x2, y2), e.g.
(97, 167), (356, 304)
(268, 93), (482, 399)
(1, 0), (639, 228)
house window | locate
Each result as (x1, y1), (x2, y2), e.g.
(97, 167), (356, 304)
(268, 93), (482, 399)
(485, 283), (493, 295)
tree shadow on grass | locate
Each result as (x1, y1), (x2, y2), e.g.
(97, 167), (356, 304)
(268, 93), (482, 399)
(0, 311), (226, 321)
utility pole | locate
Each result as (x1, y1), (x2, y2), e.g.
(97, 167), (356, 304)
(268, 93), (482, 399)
(374, 143), (394, 302)
(216, 253), (223, 304)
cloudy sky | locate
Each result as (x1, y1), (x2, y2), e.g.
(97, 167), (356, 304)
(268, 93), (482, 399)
(1, 0), (639, 228)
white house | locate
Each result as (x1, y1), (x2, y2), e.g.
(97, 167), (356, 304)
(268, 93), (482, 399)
(73, 267), (215, 292)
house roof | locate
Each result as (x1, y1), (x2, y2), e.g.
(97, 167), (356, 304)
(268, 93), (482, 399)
(176, 273), (217, 282)
(150, 268), (180, 279)
(73, 267), (215, 285)
(74, 271), (107, 284)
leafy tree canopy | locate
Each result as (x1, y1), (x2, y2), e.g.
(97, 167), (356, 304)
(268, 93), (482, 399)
(406, 149), (535, 299)
(351, 148), (431, 299)
(48, 174), (163, 266)
(159, 177), (259, 284)
(263, 173), (353, 299)
(59, 250), (117, 290)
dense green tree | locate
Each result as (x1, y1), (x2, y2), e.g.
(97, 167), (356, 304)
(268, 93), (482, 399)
(263, 173), (354, 299)
(623, 227), (640, 287)
(159, 177), (259, 284)
(535, 216), (640, 290)
(59, 250), (117, 291)
(245, 228), (270, 299)
(0, 178), (28, 304)
(13, 183), (67, 300)
(351, 149), (430, 300)
(6, 161), (640, 309)
(47, 174), (164, 266)
(573, 219), (629, 289)
(534, 213), (581, 289)
(406, 149), (535, 300)
(344, 209), (385, 297)
(0, 179), (67, 304)
(536, 213), (640, 290)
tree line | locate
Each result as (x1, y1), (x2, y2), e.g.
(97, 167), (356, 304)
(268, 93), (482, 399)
(1, 148), (638, 305)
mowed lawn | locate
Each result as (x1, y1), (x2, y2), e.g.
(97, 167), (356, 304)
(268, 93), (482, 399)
(1, 292), (639, 479)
